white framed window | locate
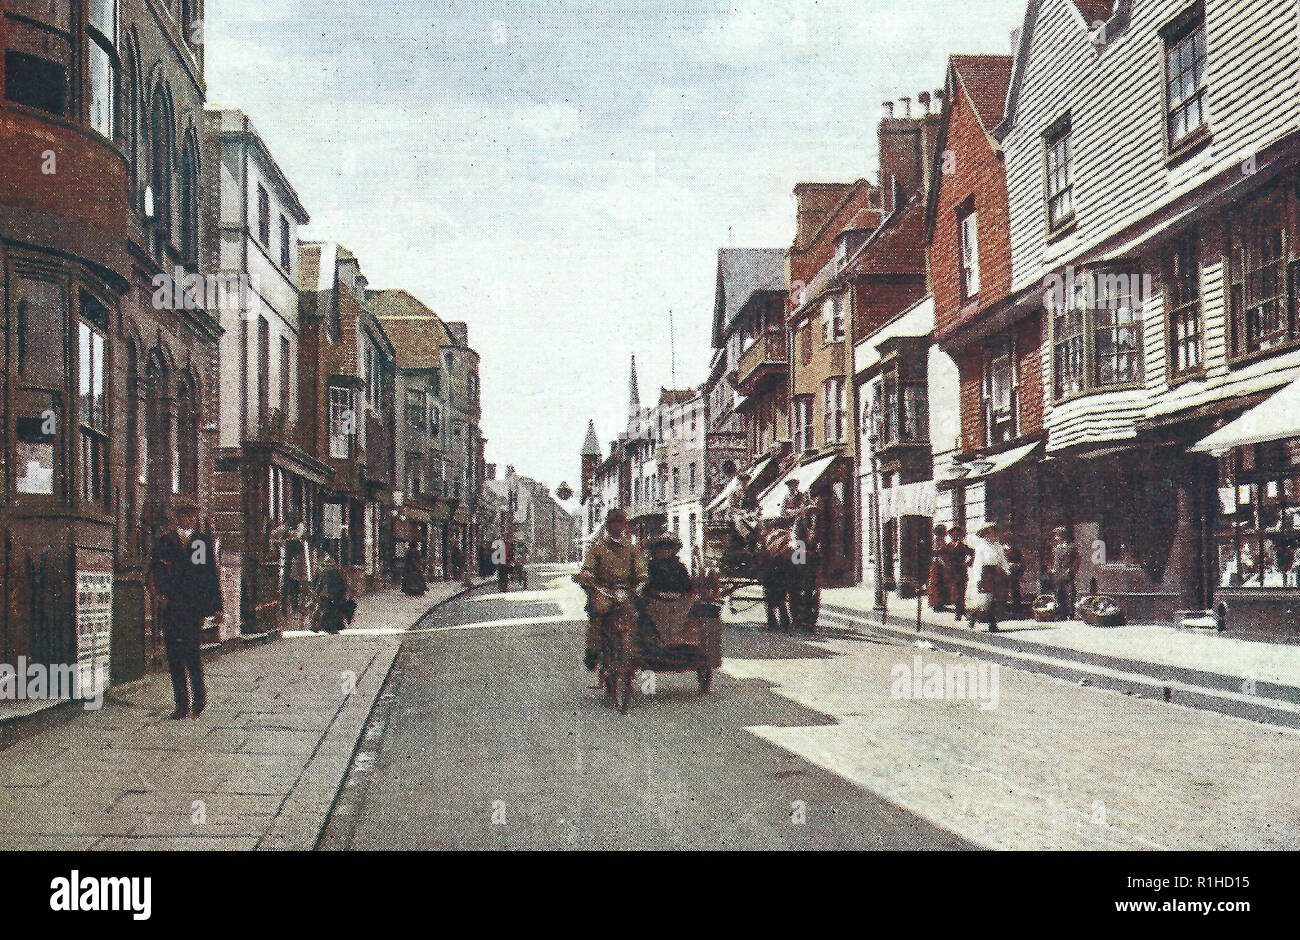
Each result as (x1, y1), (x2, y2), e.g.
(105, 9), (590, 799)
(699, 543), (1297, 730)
(793, 396), (814, 453)
(959, 205), (980, 298)
(328, 385), (354, 459)
(1045, 115), (1073, 231)
(823, 377), (847, 444)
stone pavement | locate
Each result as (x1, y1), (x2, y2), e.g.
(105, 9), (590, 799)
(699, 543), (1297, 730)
(820, 585), (1300, 708)
(0, 579), (484, 851)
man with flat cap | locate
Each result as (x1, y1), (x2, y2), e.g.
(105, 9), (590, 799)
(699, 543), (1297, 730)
(575, 508), (647, 671)
(148, 499), (223, 719)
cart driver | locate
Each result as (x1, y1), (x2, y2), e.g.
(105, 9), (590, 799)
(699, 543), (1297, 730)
(575, 508), (647, 671)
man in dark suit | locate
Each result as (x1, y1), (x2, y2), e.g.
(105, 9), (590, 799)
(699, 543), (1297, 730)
(148, 500), (223, 719)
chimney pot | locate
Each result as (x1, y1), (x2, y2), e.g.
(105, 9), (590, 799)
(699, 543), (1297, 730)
(882, 101), (894, 120)
(901, 96), (912, 118)
(918, 91), (932, 114)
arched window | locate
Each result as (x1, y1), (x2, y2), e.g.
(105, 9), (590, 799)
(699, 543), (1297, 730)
(178, 137), (199, 265)
(176, 373), (199, 495)
(146, 86), (173, 257)
(119, 41), (139, 200)
(144, 351), (171, 504)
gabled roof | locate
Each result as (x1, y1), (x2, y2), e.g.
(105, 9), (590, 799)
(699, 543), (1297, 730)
(997, 0), (1132, 139)
(925, 54), (1013, 241)
(367, 289), (454, 370)
(950, 55), (1014, 131)
(711, 248), (787, 347)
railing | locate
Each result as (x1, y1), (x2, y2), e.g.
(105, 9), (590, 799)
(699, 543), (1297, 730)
(737, 331), (788, 389)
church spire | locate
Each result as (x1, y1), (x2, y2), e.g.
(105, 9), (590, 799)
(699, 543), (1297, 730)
(628, 355), (641, 426)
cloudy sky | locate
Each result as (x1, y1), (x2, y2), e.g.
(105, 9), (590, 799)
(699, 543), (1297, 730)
(206, 0), (1028, 511)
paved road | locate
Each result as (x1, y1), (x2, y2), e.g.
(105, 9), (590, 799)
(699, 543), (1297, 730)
(326, 566), (970, 850)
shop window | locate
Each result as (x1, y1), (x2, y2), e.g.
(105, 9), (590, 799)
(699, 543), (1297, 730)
(1216, 441), (1300, 589)
(1227, 186), (1294, 358)
(1165, 232), (1203, 375)
(4, 3), (72, 117)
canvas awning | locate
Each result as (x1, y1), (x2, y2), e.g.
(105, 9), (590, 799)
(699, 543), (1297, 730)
(758, 454), (839, 519)
(937, 440), (1039, 489)
(704, 455), (774, 514)
(1190, 379), (1300, 456)
(880, 480), (936, 522)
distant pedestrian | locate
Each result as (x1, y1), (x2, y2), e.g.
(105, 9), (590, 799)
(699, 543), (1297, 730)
(148, 499), (223, 719)
(927, 524), (949, 611)
(401, 543), (427, 597)
(945, 527), (973, 623)
(1050, 526), (1080, 620)
(312, 553), (355, 634)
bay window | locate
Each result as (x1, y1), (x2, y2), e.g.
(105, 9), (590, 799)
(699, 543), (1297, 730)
(13, 274), (66, 497)
(1093, 275), (1142, 386)
(1227, 185), (1296, 358)
(1050, 267), (1142, 400)
(872, 368), (928, 447)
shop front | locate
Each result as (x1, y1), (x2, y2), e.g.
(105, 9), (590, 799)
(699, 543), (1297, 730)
(1192, 378), (1300, 640)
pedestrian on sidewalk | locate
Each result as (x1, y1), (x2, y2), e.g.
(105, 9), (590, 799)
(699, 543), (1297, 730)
(401, 542), (428, 597)
(1050, 526), (1080, 620)
(926, 524), (949, 611)
(148, 499), (223, 719)
(969, 522), (1011, 632)
(945, 527), (973, 623)
(312, 553), (355, 634)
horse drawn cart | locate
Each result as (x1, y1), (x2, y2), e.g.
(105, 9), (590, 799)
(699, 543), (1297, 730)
(700, 506), (822, 633)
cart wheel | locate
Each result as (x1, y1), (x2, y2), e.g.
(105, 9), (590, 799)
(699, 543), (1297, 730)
(697, 668), (713, 693)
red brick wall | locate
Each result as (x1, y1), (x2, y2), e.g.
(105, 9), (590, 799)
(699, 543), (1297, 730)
(929, 79), (1012, 338)
(959, 346), (983, 455)
(1016, 312), (1045, 438)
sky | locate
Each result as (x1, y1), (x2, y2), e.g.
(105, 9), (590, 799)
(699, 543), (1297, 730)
(205, 0), (1029, 513)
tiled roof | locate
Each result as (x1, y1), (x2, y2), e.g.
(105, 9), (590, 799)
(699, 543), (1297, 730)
(951, 54), (1013, 130)
(581, 420), (601, 457)
(367, 289), (453, 370)
(713, 248), (787, 345)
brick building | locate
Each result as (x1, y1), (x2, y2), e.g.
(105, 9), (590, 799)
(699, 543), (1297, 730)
(201, 107), (323, 636)
(923, 54), (1049, 591)
(296, 242), (395, 596)
(1, 0), (218, 687)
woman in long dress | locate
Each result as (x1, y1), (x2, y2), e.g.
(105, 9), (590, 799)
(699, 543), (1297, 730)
(926, 524), (948, 610)
(401, 543), (427, 597)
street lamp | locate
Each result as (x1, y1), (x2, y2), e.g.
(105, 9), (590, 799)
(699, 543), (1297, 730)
(867, 396), (887, 621)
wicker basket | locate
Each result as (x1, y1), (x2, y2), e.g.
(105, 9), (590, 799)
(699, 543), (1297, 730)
(1076, 595), (1125, 627)
(1031, 594), (1060, 623)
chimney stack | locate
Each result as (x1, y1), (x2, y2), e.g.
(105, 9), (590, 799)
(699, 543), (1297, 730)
(918, 91), (932, 115)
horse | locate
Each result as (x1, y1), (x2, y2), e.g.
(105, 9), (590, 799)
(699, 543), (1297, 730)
(757, 503), (821, 633)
